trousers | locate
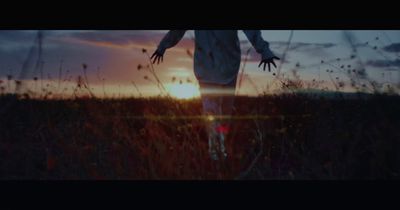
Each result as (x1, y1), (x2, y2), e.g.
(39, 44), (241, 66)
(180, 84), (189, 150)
(198, 78), (237, 160)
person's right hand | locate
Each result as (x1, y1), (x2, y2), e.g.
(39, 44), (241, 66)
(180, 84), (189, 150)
(258, 56), (280, 72)
(151, 49), (164, 64)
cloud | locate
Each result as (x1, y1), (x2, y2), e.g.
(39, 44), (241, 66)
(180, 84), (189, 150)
(60, 30), (195, 51)
(0, 31), (39, 52)
(241, 41), (336, 51)
(286, 42), (336, 51)
(0, 30), (37, 42)
(383, 43), (400, 53)
(0, 30), (194, 80)
(67, 31), (158, 46)
(366, 59), (400, 68)
(65, 31), (336, 58)
(241, 41), (336, 63)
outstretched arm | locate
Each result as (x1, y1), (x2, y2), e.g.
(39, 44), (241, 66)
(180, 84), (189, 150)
(243, 30), (280, 71)
(151, 30), (187, 64)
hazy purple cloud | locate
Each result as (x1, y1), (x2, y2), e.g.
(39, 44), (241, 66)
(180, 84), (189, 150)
(62, 30), (195, 50)
(241, 41), (336, 63)
(366, 59), (400, 68)
(66, 31), (162, 46)
(383, 43), (400, 53)
(0, 30), (36, 42)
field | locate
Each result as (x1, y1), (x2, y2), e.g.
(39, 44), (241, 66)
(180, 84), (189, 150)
(1, 93), (399, 180)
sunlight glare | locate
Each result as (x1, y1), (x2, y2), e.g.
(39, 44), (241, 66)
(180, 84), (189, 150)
(167, 83), (200, 99)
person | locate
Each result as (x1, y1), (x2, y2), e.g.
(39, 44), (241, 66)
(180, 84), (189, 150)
(152, 30), (279, 161)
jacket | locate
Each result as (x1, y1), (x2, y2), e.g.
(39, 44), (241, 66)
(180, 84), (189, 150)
(157, 30), (276, 84)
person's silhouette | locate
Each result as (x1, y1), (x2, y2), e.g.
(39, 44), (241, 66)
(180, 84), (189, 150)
(152, 30), (279, 161)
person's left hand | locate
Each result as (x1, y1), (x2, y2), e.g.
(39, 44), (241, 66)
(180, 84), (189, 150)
(258, 56), (280, 72)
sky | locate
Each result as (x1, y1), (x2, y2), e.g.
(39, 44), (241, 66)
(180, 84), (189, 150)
(0, 30), (399, 99)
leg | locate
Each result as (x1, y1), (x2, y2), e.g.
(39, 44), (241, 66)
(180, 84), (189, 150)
(215, 83), (236, 160)
(199, 79), (236, 161)
(201, 93), (222, 160)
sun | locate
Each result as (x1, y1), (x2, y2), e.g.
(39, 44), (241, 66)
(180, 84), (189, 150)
(167, 83), (200, 99)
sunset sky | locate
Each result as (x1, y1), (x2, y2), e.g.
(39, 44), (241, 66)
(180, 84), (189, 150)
(0, 30), (399, 98)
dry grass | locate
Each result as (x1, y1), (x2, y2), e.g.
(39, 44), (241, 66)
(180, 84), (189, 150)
(0, 93), (399, 180)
